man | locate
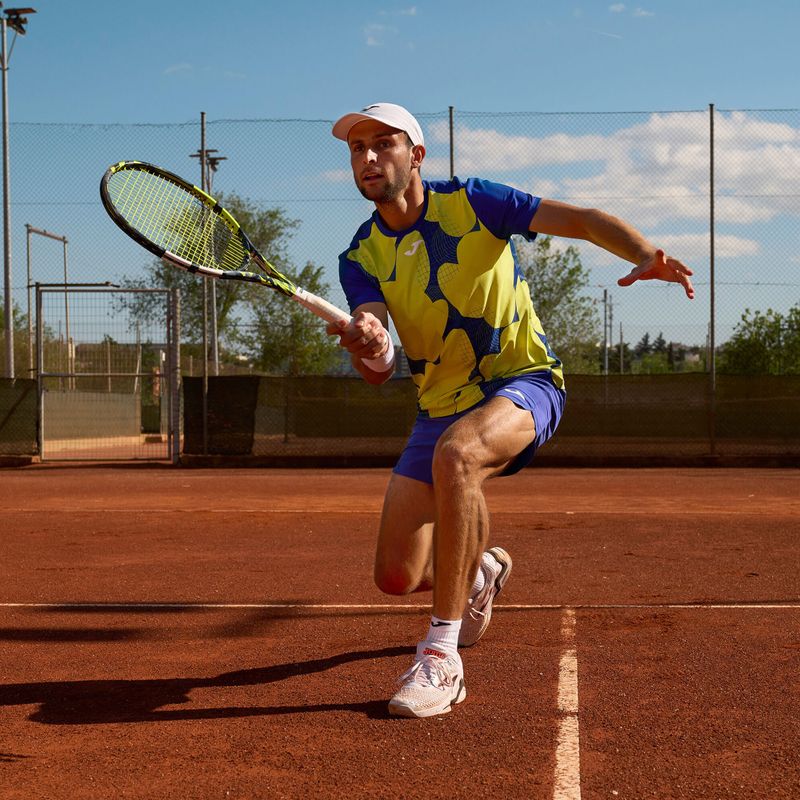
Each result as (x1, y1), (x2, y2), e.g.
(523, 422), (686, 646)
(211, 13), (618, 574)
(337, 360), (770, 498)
(328, 102), (694, 718)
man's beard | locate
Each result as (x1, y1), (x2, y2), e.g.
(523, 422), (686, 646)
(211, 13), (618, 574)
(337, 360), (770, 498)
(357, 164), (412, 204)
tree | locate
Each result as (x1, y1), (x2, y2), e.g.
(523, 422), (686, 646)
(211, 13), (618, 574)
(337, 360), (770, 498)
(720, 305), (800, 375)
(236, 262), (341, 375)
(0, 300), (34, 378)
(119, 194), (298, 342)
(632, 351), (671, 374)
(514, 235), (601, 374)
(634, 332), (652, 358)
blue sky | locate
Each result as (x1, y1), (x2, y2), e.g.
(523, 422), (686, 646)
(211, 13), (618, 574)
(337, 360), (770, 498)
(5, 1), (800, 350)
(10, 0), (800, 122)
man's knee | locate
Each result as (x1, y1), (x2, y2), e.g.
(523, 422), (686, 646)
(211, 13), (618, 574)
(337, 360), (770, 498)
(374, 563), (419, 596)
(432, 435), (480, 485)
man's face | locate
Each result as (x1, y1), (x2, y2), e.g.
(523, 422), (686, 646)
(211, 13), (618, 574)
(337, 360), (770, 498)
(347, 119), (415, 203)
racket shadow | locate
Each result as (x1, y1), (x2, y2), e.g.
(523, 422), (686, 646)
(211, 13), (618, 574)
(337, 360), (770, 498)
(0, 645), (414, 725)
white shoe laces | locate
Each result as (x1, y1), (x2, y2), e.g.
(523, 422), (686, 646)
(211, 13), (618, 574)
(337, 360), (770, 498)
(398, 654), (457, 689)
(467, 560), (498, 620)
(467, 600), (487, 622)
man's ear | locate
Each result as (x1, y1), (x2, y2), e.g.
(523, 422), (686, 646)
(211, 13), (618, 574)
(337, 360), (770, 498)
(411, 144), (426, 169)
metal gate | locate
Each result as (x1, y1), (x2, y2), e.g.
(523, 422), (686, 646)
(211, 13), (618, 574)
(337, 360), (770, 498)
(36, 285), (180, 462)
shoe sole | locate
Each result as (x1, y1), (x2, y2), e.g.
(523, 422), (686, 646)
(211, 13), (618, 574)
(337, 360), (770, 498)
(487, 546), (512, 595)
(388, 679), (467, 719)
(458, 547), (512, 647)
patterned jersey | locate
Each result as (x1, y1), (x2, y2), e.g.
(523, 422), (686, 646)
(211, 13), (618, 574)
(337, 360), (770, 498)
(338, 176), (564, 417)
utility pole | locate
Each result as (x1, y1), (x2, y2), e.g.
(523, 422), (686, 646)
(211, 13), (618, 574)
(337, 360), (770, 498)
(603, 290), (611, 375)
(190, 134), (226, 377)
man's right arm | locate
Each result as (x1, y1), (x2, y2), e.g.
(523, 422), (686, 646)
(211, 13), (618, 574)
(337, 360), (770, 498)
(326, 302), (396, 385)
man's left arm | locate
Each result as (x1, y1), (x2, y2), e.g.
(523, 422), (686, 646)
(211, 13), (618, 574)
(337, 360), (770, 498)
(530, 198), (695, 300)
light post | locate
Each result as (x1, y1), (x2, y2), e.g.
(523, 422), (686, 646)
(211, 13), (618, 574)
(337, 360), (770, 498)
(190, 138), (226, 376)
(1, 4), (35, 378)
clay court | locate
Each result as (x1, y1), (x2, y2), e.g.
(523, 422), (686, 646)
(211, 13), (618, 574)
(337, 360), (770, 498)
(1, 465), (798, 799)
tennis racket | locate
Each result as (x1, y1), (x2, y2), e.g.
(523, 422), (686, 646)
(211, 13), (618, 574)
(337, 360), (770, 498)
(100, 160), (351, 325)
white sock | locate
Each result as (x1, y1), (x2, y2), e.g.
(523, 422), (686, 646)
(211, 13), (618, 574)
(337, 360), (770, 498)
(469, 558), (487, 599)
(426, 616), (461, 656)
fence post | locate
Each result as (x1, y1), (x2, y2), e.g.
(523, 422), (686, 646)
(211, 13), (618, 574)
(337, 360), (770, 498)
(35, 283), (41, 456)
(169, 288), (181, 464)
(449, 106), (455, 179)
(708, 103), (717, 457)
(200, 111), (209, 456)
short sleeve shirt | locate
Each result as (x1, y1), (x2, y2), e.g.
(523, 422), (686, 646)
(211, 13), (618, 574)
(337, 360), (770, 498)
(338, 177), (564, 417)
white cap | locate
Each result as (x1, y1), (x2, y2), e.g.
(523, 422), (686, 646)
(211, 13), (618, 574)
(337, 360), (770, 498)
(332, 102), (424, 147)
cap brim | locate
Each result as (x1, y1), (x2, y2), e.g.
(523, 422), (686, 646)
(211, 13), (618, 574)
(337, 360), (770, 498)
(332, 112), (409, 143)
(332, 113), (372, 142)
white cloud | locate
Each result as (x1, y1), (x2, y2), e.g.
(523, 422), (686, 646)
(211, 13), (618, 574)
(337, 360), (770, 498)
(364, 23), (393, 46)
(633, 7), (655, 16)
(420, 111), (800, 228)
(163, 63), (192, 76)
(321, 169), (352, 183)
(380, 6), (417, 15)
(656, 233), (759, 259)
(609, 3), (626, 11)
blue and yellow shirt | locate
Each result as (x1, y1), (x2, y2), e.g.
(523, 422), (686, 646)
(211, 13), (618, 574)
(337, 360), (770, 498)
(339, 177), (564, 417)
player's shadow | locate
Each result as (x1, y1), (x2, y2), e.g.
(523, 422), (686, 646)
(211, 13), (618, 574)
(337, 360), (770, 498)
(0, 646), (412, 725)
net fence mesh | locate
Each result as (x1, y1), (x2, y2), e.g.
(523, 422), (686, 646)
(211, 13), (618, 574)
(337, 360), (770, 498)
(1, 107), (798, 460)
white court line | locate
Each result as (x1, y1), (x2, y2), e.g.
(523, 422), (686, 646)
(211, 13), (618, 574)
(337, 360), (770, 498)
(0, 602), (799, 610)
(2, 508), (380, 514)
(554, 608), (581, 800)
(2, 599), (794, 797)
(4, 508), (796, 515)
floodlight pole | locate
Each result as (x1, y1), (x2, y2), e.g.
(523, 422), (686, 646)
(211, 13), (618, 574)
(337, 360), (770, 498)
(0, 4), (37, 378)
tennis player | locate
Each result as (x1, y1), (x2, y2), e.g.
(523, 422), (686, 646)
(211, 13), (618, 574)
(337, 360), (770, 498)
(328, 103), (694, 718)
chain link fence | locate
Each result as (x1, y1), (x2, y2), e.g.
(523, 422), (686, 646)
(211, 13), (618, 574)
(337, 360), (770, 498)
(33, 286), (178, 461)
(1, 108), (798, 461)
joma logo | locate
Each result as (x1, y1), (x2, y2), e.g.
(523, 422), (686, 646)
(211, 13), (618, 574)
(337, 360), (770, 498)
(403, 240), (424, 257)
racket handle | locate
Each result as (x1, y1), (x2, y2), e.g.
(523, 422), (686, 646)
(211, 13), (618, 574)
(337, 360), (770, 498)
(292, 287), (352, 325)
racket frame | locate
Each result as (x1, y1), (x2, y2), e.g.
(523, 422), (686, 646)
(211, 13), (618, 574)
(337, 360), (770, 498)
(100, 160), (351, 325)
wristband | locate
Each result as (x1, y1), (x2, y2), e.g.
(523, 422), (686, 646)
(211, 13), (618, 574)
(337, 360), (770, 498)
(361, 335), (395, 372)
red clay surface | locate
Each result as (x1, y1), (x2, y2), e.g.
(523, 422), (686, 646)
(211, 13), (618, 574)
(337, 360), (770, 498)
(1, 466), (799, 799)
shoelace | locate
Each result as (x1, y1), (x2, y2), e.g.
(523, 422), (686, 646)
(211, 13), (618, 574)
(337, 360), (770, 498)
(467, 564), (498, 620)
(398, 655), (456, 689)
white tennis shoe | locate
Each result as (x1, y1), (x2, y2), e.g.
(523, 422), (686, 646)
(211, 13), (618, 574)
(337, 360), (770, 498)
(458, 547), (513, 647)
(388, 643), (466, 718)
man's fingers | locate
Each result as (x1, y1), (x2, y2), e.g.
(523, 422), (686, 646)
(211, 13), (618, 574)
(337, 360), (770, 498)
(618, 252), (695, 295)
(335, 320), (388, 357)
(667, 258), (694, 277)
(325, 318), (349, 336)
(679, 273), (696, 299)
(617, 266), (644, 287)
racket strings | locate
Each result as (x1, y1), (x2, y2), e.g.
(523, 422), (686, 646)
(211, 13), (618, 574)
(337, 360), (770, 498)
(108, 169), (248, 272)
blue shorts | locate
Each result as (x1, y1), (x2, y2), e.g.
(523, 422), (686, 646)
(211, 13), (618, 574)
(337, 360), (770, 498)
(394, 371), (566, 485)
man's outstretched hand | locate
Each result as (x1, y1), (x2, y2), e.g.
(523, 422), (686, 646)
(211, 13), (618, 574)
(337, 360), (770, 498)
(617, 249), (695, 300)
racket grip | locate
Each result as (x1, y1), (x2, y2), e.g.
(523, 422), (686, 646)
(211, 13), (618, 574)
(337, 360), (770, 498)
(292, 287), (352, 325)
